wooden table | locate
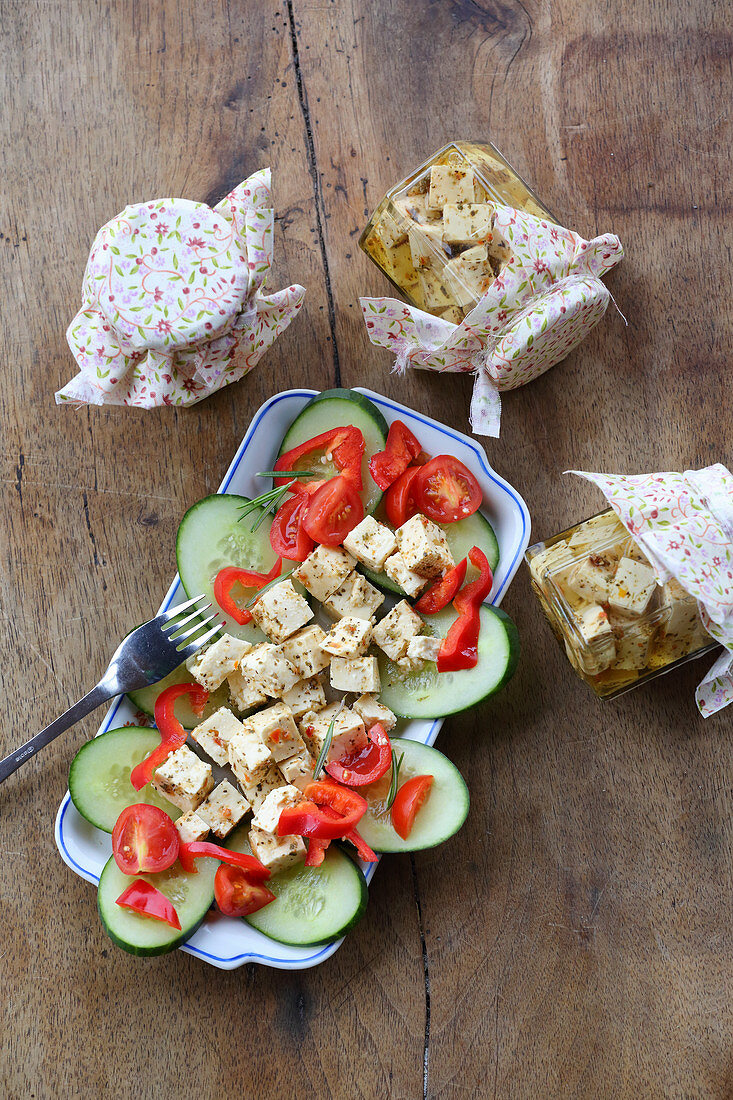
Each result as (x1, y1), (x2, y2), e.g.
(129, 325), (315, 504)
(1, 2), (730, 1096)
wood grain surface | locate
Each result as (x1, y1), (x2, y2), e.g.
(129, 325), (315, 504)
(1, 1), (731, 1097)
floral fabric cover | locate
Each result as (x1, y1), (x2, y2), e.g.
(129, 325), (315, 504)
(360, 204), (623, 437)
(570, 464), (733, 717)
(57, 169), (305, 407)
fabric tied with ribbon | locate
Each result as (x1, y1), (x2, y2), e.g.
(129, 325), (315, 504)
(57, 169), (305, 408)
(569, 464), (733, 717)
(360, 203), (623, 437)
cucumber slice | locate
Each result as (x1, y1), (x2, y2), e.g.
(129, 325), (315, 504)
(176, 493), (283, 642)
(277, 388), (388, 515)
(226, 825), (368, 946)
(377, 605), (519, 719)
(358, 738), (469, 853)
(97, 854), (218, 956)
(128, 661), (230, 729)
(361, 505), (500, 596)
(68, 727), (181, 832)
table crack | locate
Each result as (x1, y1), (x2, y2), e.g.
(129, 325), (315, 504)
(411, 855), (431, 1099)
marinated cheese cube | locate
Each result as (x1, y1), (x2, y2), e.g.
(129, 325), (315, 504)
(487, 227), (512, 265)
(396, 514), (454, 578)
(372, 600), (423, 661)
(240, 643), (299, 698)
(241, 762), (285, 812)
(608, 557), (657, 617)
(252, 784), (304, 833)
(281, 624), (331, 678)
(442, 203), (494, 246)
(566, 511), (627, 551)
(428, 164), (476, 208)
(248, 702), (305, 763)
(407, 635), (441, 662)
(566, 554), (617, 604)
(321, 615), (374, 658)
(383, 552), (429, 598)
(443, 245), (493, 308)
(528, 540), (574, 585)
(278, 751), (316, 792)
(418, 268), (454, 310)
(281, 675), (327, 719)
(174, 810), (210, 845)
(298, 704), (367, 763)
(322, 572), (385, 620)
(407, 224), (446, 272)
(394, 192), (443, 226)
(196, 780), (250, 839)
(227, 724), (274, 790)
(249, 825), (306, 875)
(227, 668), (268, 712)
(343, 516), (397, 572)
(188, 634), (252, 691)
(330, 656), (381, 694)
(659, 578), (699, 641)
(376, 208), (408, 249)
(293, 545), (355, 602)
(385, 239), (420, 289)
(439, 305), (466, 325)
(608, 612), (655, 671)
(573, 603), (616, 674)
(353, 693), (397, 732)
(250, 579), (313, 643)
(396, 654), (425, 672)
(151, 745), (214, 813)
(190, 707), (245, 767)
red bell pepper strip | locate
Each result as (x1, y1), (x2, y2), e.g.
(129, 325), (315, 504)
(213, 558), (283, 625)
(391, 775), (434, 840)
(277, 780), (367, 840)
(274, 426), (365, 492)
(130, 682), (209, 791)
(453, 546), (494, 613)
(315, 803), (378, 863)
(436, 605), (481, 673)
(369, 420), (422, 490)
(305, 837), (331, 867)
(177, 840), (271, 879)
(414, 558), (468, 615)
(324, 722), (392, 786)
(115, 878), (181, 930)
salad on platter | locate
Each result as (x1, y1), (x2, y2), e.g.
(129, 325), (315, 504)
(66, 389), (520, 957)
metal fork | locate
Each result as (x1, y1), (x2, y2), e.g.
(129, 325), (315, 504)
(0, 594), (223, 783)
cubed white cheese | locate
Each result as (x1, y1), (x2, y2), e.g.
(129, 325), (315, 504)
(280, 624), (331, 678)
(250, 579), (313, 643)
(174, 810), (210, 845)
(394, 192), (443, 226)
(322, 572), (385, 620)
(418, 268), (454, 310)
(281, 675), (327, 719)
(659, 578), (699, 642)
(487, 227), (512, 265)
(396, 654), (425, 672)
(330, 656), (381, 694)
(252, 784), (304, 834)
(278, 751), (316, 792)
(383, 552), (429, 598)
(566, 511), (627, 551)
(249, 826), (306, 875)
(573, 603), (616, 674)
(151, 745), (214, 813)
(608, 557), (657, 616)
(227, 668), (268, 712)
(196, 780), (250, 839)
(321, 616), (374, 658)
(293, 545), (355, 602)
(188, 634), (252, 691)
(407, 635), (441, 662)
(608, 612), (655, 671)
(566, 554), (617, 604)
(407, 223), (447, 272)
(428, 164), (476, 208)
(386, 238), (420, 289)
(227, 724), (274, 789)
(240, 762), (285, 812)
(372, 600), (423, 661)
(343, 516), (397, 572)
(248, 701), (305, 763)
(396, 514), (454, 578)
(190, 707), (245, 767)
(439, 305), (466, 325)
(528, 540), (574, 586)
(375, 208), (408, 249)
(353, 693), (397, 732)
(240, 643), (299, 698)
(444, 245), (494, 308)
(442, 203), (494, 245)
(298, 704), (367, 764)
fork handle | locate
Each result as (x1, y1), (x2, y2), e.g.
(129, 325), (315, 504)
(0, 683), (114, 784)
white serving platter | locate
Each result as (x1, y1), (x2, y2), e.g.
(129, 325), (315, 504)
(55, 387), (530, 970)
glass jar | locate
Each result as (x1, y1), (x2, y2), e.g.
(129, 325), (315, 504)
(526, 508), (717, 698)
(359, 141), (555, 322)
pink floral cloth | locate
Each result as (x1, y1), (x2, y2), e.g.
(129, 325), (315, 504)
(361, 204), (623, 437)
(570, 464), (733, 717)
(57, 169), (305, 407)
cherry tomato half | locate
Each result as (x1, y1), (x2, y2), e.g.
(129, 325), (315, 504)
(384, 465), (421, 528)
(301, 475), (364, 546)
(414, 456), (482, 524)
(112, 804), (180, 875)
(270, 495), (314, 561)
(214, 864), (276, 917)
(391, 775), (434, 840)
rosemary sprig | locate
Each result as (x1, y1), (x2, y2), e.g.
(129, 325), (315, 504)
(237, 479), (299, 531)
(255, 469), (328, 480)
(243, 567), (295, 609)
(385, 749), (405, 811)
(313, 701), (345, 780)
